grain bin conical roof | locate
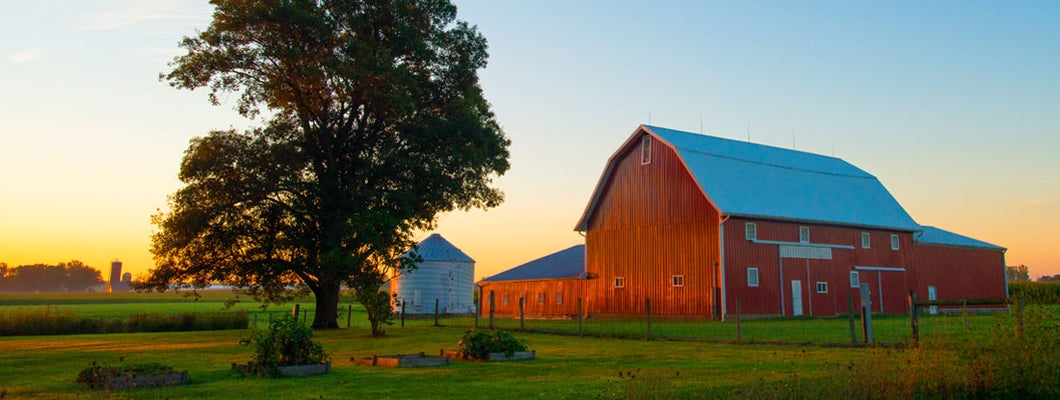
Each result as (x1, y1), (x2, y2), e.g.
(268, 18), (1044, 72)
(405, 233), (474, 263)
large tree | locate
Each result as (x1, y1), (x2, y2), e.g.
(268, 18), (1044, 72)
(141, 0), (509, 328)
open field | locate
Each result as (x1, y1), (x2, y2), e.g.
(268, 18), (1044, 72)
(1, 292), (1056, 399)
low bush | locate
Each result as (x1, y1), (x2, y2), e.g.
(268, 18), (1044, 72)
(0, 307), (248, 336)
(457, 329), (527, 359)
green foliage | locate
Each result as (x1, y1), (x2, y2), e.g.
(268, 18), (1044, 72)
(76, 359), (176, 390)
(148, 0), (510, 330)
(457, 330), (527, 359)
(0, 307), (247, 336)
(240, 316), (329, 375)
(1006, 264), (1031, 282)
(356, 289), (395, 337)
(597, 369), (677, 400)
(1009, 281), (1060, 304)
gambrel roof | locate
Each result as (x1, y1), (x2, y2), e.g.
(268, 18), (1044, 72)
(575, 125), (921, 232)
(480, 245), (585, 282)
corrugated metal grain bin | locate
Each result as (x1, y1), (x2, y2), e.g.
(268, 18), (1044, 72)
(391, 233), (476, 314)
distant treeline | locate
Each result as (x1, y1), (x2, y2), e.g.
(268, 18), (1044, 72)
(0, 261), (104, 292)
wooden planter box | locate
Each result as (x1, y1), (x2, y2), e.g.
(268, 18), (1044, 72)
(440, 349), (536, 362)
(106, 370), (188, 390)
(354, 353), (450, 368)
(232, 361), (331, 377)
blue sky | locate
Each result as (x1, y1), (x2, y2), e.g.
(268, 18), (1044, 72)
(1, 1), (1057, 279)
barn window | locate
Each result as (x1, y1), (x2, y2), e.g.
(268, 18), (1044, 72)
(850, 271), (860, 288)
(747, 268), (759, 287)
(890, 234), (900, 250)
(614, 277), (625, 288)
(816, 281), (828, 293)
(799, 226), (810, 243)
(556, 292), (564, 305)
(537, 292), (545, 305)
(641, 136), (652, 165)
(745, 222), (757, 241)
(672, 275), (685, 287)
(502, 292), (509, 305)
(861, 232), (871, 249)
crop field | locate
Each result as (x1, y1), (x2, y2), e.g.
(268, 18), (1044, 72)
(0, 292), (1056, 399)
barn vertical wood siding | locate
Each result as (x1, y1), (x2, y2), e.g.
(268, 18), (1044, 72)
(913, 245), (1006, 304)
(584, 135), (721, 316)
(480, 279), (585, 318)
(723, 218), (917, 317)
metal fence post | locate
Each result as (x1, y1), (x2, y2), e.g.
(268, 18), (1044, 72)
(434, 298), (440, 327)
(489, 290), (495, 329)
(401, 302), (406, 327)
(347, 304), (352, 328)
(519, 297), (525, 331)
(909, 290), (919, 346)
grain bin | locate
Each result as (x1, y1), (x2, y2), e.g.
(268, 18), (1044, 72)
(391, 233), (475, 314)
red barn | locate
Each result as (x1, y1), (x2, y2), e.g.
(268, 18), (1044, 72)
(481, 125), (1006, 319)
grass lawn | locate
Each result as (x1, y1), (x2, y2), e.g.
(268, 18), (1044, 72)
(0, 324), (869, 399)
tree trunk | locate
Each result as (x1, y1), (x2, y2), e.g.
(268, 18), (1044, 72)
(312, 282), (341, 329)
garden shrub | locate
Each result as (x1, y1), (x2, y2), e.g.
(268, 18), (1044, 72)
(240, 315), (329, 375)
(457, 329), (527, 359)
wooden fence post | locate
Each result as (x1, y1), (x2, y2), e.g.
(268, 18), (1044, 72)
(292, 304), (300, 321)
(401, 302), (406, 327)
(489, 290), (495, 329)
(735, 296), (741, 344)
(645, 298), (652, 341)
(519, 296), (525, 331)
(909, 290), (919, 346)
(848, 292), (856, 345)
(577, 298), (583, 337)
(962, 300), (969, 329)
(347, 304), (352, 328)
(434, 299), (440, 327)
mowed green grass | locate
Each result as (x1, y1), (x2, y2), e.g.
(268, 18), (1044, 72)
(0, 324), (872, 399)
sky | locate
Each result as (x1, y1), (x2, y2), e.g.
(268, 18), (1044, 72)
(1, 1), (1058, 282)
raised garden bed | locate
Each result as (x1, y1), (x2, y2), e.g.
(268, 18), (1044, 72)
(353, 352), (450, 368)
(232, 361), (331, 377)
(105, 370), (188, 390)
(441, 349), (536, 362)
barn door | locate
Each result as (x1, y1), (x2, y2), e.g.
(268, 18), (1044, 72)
(791, 280), (803, 316)
(928, 286), (938, 315)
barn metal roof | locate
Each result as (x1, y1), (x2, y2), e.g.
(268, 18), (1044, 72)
(405, 233), (475, 263)
(575, 125), (921, 232)
(917, 226), (1005, 250)
(480, 245), (585, 282)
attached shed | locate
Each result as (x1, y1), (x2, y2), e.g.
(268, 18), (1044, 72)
(913, 226), (1007, 307)
(391, 233), (476, 314)
(479, 245), (586, 318)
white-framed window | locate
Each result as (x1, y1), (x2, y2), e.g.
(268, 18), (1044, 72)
(747, 267), (759, 287)
(816, 281), (828, 293)
(672, 275), (685, 287)
(850, 271), (860, 288)
(537, 292), (545, 305)
(502, 292), (509, 305)
(614, 277), (625, 288)
(861, 232), (871, 249)
(799, 226), (810, 243)
(556, 292), (564, 305)
(641, 135), (652, 165)
(745, 222), (757, 241)
(891, 234), (900, 250)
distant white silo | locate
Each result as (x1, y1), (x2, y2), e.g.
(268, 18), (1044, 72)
(108, 260), (122, 293)
(391, 233), (475, 314)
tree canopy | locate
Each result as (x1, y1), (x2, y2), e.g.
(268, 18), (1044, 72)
(141, 0), (509, 328)
(0, 261), (104, 292)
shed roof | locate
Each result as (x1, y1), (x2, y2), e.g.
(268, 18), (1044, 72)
(480, 245), (585, 282)
(576, 125), (921, 232)
(917, 226), (1005, 250)
(405, 233), (474, 263)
